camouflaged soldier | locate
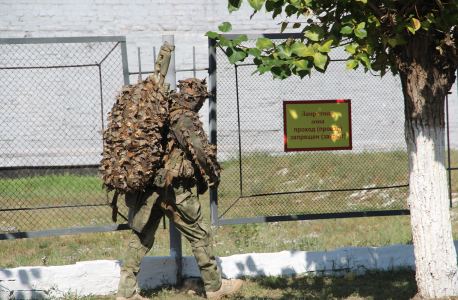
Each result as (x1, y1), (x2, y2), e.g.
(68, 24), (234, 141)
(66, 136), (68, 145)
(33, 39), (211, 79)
(116, 78), (243, 300)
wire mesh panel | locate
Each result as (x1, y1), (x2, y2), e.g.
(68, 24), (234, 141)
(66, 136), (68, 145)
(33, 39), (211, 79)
(0, 37), (130, 238)
(211, 34), (410, 224)
(446, 94), (458, 206)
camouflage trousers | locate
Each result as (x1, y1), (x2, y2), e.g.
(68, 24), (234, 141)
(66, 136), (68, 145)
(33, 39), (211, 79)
(117, 181), (222, 298)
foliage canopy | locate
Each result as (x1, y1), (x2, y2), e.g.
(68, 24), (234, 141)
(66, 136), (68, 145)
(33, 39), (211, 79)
(206, 0), (458, 79)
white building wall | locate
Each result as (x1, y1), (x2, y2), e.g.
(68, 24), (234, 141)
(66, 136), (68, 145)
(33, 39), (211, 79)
(1, 0), (457, 168)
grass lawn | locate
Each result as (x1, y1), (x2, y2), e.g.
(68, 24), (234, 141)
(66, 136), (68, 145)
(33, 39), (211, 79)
(1, 150), (458, 296)
(52, 268), (418, 300)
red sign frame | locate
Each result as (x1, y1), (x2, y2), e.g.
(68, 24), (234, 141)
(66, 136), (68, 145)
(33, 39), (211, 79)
(283, 100), (352, 152)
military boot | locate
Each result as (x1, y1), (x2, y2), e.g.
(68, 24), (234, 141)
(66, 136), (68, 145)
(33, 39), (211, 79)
(116, 293), (150, 300)
(205, 279), (243, 299)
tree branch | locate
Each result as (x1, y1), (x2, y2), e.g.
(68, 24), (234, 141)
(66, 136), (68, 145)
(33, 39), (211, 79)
(366, 0), (384, 18)
(399, 0), (420, 17)
(434, 0), (444, 11)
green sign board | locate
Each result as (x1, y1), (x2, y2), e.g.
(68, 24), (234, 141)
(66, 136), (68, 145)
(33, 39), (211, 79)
(283, 100), (352, 152)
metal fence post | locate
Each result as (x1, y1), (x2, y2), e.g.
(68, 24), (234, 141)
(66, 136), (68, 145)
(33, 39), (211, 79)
(137, 47), (142, 80)
(120, 39), (130, 85)
(208, 37), (218, 224)
(162, 34), (183, 286)
(446, 93), (452, 208)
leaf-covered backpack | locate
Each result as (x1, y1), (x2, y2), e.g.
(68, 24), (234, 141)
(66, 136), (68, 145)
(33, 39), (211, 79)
(99, 75), (169, 194)
(99, 42), (174, 199)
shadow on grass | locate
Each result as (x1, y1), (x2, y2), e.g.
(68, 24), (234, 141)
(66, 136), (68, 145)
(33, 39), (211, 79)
(139, 268), (417, 300)
(251, 267), (417, 300)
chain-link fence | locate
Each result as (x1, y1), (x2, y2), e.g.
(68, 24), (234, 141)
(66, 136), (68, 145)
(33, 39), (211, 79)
(209, 34), (412, 225)
(446, 94), (458, 207)
(0, 37), (130, 239)
(1, 35), (454, 237)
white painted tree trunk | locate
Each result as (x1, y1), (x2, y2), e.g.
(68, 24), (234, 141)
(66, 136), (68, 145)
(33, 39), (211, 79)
(406, 123), (458, 298)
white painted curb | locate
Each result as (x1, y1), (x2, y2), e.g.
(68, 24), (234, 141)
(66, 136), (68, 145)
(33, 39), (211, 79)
(2, 242), (457, 299)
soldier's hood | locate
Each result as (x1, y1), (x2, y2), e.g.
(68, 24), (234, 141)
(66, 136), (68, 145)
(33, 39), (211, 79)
(170, 78), (212, 112)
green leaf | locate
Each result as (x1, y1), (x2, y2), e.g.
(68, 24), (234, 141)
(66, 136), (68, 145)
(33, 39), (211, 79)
(256, 64), (272, 75)
(291, 42), (315, 57)
(305, 25), (325, 41)
(393, 22), (406, 34)
(281, 22), (288, 33)
(346, 58), (359, 70)
(318, 37), (333, 53)
(313, 52), (328, 69)
(369, 15), (381, 28)
(421, 20), (431, 31)
(395, 35), (406, 45)
(219, 36), (232, 47)
(263, 57), (283, 67)
(226, 46), (247, 64)
(248, 48), (262, 57)
(228, 0), (242, 13)
(364, 43), (374, 56)
(256, 38), (274, 49)
(285, 36), (294, 47)
(357, 53), (371, 69)
(271, 65), (292, 79)
(407, 26), (416, 34)
(277, 45), (292, 59)
(233, 34), (248, 45)
(297, 69), (310, 78)
(290, 0), (302, 8)
(293, 23), (301, 29)
(387, 38), (397, 47)
(265, 0), (283, 12)
(387, 35), (406, 48)
(372, 52), (388, 71)
(340, 25), (353, 35)
(330, 23), (342, 37)
(285, 5), (298, 16)
(205, 31), (220, 39)
(272, 7), (282, 19)
(345, 43), (358, 54)
(341, 15), (356, 25)
(354, 27), (367, 39)
(219, 22), (233, 32)
(248, 0), (265, 10)
(354, 22), (367, 38)
(293, 59), (313, 70)
(412, 18), (421, 30)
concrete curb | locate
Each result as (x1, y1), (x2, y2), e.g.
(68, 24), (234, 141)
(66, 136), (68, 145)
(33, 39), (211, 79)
(2, 242), (457, 299)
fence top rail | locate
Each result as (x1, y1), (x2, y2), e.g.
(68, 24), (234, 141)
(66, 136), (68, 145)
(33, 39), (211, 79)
(0, 36), (126, 45)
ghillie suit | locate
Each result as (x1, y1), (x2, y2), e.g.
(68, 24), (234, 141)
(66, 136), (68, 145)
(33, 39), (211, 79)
(163, 78), (222, 193)
(99, 43), (221, 222)
(116, 78), (227, 300)
(99, 42), (174, 220)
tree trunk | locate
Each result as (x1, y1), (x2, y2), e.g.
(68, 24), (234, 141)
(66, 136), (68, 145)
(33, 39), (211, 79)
(399, 32), (458, 298)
